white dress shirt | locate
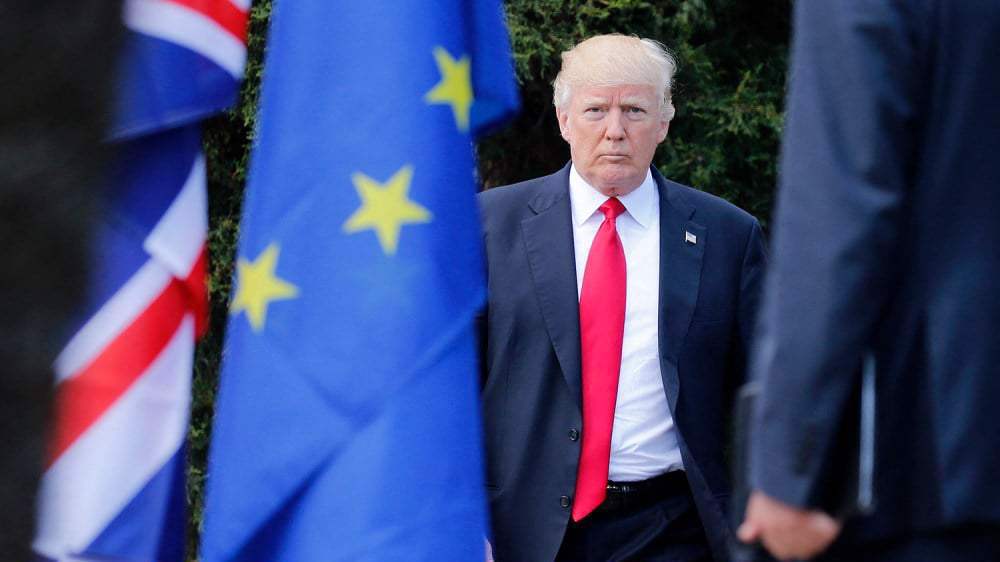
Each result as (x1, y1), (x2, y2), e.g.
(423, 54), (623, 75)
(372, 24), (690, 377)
(568, 164), (684, 481)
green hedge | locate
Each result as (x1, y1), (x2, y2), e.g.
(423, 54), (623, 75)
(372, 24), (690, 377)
(189, 1), (790, 558)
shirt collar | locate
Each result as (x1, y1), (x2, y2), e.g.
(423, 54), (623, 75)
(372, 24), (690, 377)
(568, 164), (656, 228)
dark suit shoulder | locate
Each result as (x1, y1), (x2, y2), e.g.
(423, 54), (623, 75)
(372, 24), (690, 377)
(663, 177), (759, 229)
(478, 166), (569, 228)
(477, 175), (542, 210)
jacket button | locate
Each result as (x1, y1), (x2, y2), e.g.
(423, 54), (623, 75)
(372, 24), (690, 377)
(559, 495), (571, 509)
(568, 428), (579, 441)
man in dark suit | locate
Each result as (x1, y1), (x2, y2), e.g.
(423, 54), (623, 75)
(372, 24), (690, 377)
(0, 2), (121, 558)
(479, 34), (766, 562)
(739, 2), (1000, 561)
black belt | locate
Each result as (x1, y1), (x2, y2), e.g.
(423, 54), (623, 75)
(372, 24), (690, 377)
(592, 470), (689, 516)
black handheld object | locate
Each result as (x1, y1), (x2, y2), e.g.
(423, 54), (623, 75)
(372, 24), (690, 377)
(728, 381), (773, 562)
(729, 357), (877, 561)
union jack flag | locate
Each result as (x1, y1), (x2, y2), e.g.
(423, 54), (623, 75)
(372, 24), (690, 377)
(33, 1), (248, 560)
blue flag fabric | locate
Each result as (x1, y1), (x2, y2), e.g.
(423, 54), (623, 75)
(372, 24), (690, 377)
(201, 2), (518, 561)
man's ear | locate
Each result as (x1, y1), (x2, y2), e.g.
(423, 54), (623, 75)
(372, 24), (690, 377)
(657, 102), (674, 143)
(657, 118), (670, 144)
(556, 107), (571, 142)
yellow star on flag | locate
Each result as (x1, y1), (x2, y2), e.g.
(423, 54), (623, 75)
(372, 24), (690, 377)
(230, 243), (300, 332)
(343, 165), (432, 255)
(424, 46), (474, 131)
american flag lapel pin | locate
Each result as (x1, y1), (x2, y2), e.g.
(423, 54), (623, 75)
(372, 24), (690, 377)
(685, 231), (697, 245)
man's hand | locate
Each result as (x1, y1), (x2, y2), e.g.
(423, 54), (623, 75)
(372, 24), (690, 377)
(738, 490), (841, 560)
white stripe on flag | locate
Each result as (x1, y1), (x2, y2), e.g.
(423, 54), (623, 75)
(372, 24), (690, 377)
(35, 316), (195, 558)
(145, 154), (208, 278)
(54, 260), (172, 384)
(124, 0), (246, 78)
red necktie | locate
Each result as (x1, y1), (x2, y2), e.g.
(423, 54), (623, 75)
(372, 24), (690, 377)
(572, 197), (627, 521)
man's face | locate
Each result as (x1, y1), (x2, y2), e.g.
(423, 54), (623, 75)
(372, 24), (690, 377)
(557, 84), (669, 197)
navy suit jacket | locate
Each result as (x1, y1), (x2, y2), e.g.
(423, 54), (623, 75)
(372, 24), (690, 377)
(751, 0), (1000, 546)
(479, 164), (766, 561)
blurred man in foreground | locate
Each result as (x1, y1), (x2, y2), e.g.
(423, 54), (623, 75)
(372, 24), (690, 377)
(0, 2), (121, 558)
(741, 2), (1000, 561)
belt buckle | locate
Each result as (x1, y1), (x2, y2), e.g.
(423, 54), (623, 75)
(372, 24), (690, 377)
(608, 481), (638, 495)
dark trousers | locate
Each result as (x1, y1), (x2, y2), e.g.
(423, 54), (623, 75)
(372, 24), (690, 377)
(818, 525), (1000, 562)
(555, 472), (713, 562)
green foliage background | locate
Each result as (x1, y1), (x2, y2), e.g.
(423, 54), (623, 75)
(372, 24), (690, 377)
(188, 0), (790, 558)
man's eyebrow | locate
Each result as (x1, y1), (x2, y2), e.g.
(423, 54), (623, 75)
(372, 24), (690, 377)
(579, 96), (610, 105)
(620, 96), (654, 107)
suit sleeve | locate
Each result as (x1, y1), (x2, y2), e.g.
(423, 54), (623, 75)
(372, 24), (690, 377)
(737, 219), (767, 378)
(723, 217), (768, 413)
(477, 196), (490, 389)
(749, 1), (923, 508)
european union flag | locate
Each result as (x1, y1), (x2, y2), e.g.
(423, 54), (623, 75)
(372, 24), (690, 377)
(200, 2), (518, 561)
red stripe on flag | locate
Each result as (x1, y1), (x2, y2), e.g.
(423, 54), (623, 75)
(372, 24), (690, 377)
(184, 246), (209, 338)
(163, 0), (248, 43)
(47, 278), (189, 469)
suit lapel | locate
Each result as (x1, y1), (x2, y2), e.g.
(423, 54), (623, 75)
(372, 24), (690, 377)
(521, 164), (582, 408)
(656, 170), (705, 410)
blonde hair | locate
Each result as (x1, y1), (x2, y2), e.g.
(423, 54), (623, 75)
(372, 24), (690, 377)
(552, 34), (677, 120)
